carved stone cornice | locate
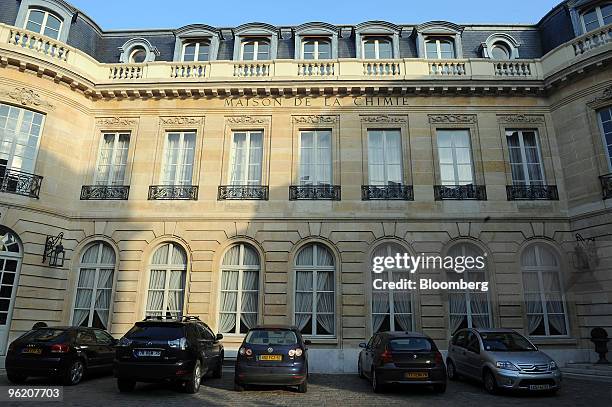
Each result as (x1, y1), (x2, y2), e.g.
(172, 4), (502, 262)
(497, 114), (545, 124)
(0, 87), (55, 110)
(160, 117), (203, 125)
(587, 85), (612, 108)
(428, 114), (477, 124)
(292, 115), (337, 124)
(361, 115), (407, 123)
(96, 117), (137, 126)
(226, 115), (269, 125)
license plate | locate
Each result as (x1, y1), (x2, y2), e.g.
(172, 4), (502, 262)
(22, 348), (42, 355)
(405, 372), (429, 379)
(529, 384), (550, 391)
(259, 355), (282, 361)
(134, 350), (161, 357)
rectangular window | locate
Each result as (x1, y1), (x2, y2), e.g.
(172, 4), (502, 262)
(94, 133), (130, 185)
(506, 130), (544, 185)
(426, 38), (455, 59)
(437, 129), (474, 186)
(299, 130), (332, 186)
(160, 132), (196, 185)
(367, 129), (402, 185)
(182, 41), (210, 62)
(0, 103), (44, 174)
(598, 107), (612, 170)
(229, 131), (263, 185)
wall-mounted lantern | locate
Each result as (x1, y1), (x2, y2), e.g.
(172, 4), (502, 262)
(43, 232), (65, 267)
(572, 233), (599, 271)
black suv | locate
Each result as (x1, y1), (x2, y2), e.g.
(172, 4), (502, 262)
(114, 316), (224, 393)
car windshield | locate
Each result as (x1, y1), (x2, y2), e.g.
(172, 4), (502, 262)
(245, 329), (298, 346)
(481, 332), (537, 352)
(389, 338), (433, 352)
(21, 329), (70, 342)
(127, 324), (184, 340)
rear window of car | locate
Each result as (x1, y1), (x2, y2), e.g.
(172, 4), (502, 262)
(245, 329), (298, 346)
(126, 324), (185, 340)
(389, 337), (433, 352)
(21, 329), (70, 342)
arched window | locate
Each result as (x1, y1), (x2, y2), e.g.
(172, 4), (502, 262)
(0, 228), (22, 353)
(241, 39), (270, 61)
(146, 243), (187, 318)
(218, 243), (260, 334)
(129, 47), (147, 64)
(25, 8), (62, 40)
(490, 42), (510, 60)
(302, 38), (331, 60)
(581, 3), (612, 33)
(363, 37), (393, 59)
(522, 244), (568, 336)
(72, 242), (116, 330)
(425, 37), (455, 59)
(294, 243), (335, 337)
(371, 243), (413, 333)
(448, 243), (491, 333)
(182, 40), (210, 62)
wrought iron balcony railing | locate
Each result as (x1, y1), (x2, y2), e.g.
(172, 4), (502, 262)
(0, 167), (43, 198)
(218, 185), (269, 200)
(434, 185), (487, 201)
(362, 185), (414, 201)
(80, 185), (130, 200)
(599, 174), (612, 200)
(506, 185), (559, 201)
(289, 185), (341, 201)
(148, 185), (199, 200)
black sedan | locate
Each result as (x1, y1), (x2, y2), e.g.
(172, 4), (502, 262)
(235, 325), (310, 393)
(5, 326), (116, 385)
(358, 331), (447, 393)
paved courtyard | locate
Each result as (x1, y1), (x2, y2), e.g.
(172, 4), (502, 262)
(1, 369), (611, 407)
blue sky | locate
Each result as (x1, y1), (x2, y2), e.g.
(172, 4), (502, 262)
(68, 0), (563, 30)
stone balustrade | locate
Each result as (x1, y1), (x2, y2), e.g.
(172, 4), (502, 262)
(494, 61), (533, 77)
(233, 62), (271, 77)
(428, 60), (468, 76)
(297, 61), (335, 76)
(573, 24), (611, 56)
(363, 61), (401, 76)
(109, 65), (143, 80)
(171, 63), (209, 79)
(8, 27), (69, 62)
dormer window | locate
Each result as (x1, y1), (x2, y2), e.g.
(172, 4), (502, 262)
(363, 37), (393, 59)
(490, 42), (510, 59)
(242, 38), (270, 61)
(129, 47), (147, 63)
(25, 8), (62, 40)
(425, 37), (455, 59)
(302, 38), (331, 60)
(581, 3), (612, 32)
(182, 40), (210, 62)
(119, 38), (159, 63)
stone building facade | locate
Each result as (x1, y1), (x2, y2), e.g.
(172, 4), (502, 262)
(0, 0), (610, 372)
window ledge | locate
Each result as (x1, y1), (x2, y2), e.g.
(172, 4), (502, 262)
(529, 337), (578, 346)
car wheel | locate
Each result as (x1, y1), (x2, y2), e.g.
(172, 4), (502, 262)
(433, 383), (447, 393)
(7, 372), (27, 384)
(185, 360), (202, 394)
(212, 356), (223, 379)
(447, 359), (459, 381)
(483, 370), (498, 395)
(372, 369), (383, 393)
(297, 380), (308, 393)
(358, 359), (365, 379)
(63, 359), (85, 386)
(117, 379), (136, 392)
(234, 381), (245, 392)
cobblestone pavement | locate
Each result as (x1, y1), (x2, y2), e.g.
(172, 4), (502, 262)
(1, 369), (611, 407)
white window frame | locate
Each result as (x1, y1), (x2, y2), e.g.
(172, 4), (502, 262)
(437, 129), (475, 186)
(128, 47), (147, 64)
(228, 130), (263, 186)
(581, 4), (612, 33)
(425, 37), (455, 59)
(301, 38), (331, 60)
(70, 242), (115, 330)
(362, 37), (393, 59)
(24, 8), (63, 40)
(93, 132), (130, 186)
(506, 129), (545, 186)
(598, 106), (612, 171)
(160, 131), (196, 186)
(181, 40), (210, 62)
(367, 129), (403, 185)
(241, 39), (270, 61)
(522, 245), (570, 337)
(145, 243), (187, 318)
(0, 103), (45, 174)
(298, 130), (333, 186)
(219, 244), (260, 335)
(294, 244), (336, 338)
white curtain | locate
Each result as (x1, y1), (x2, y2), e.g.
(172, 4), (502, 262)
(167, 270), (185, 316)
(543, 272), (566, 335)
(296, 245), (314, 266)
(223, 245), (241, 266)
(146, 270), (166, 315)
(230, 133), (246, 185)
(94, 269), (113, 329)
(73, 269), (95, 326)
(317, 245), (334, 267)
(81, 245), (99, 263)
(316, 271), (334, 335)
(219, 270), (238, 333)
(393, 290), (412, 331)
(243, 245), (260, 266)
(152, 244), (169, 265)
(523, 272), (543, 335)
(470, 293), (490, 328)
(295, 271), (313, 331)
(372, 291), (389, 333)
(449, 292), (466, 334)
(247, 132), (263, 185)
(240, 270), (259, 330)
(171, 245), (187, 266)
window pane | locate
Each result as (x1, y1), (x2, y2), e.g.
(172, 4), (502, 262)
(318, 41), (331, 59)
(243, 42), (255, 60)
(583, 9), (601, 32)
(364, 41), (376, 59)
(183, 44), (196, 61)
(491, 44), (509, 59)
(379, 40), (393, 59)
(426, 41), (438, 59)
(257, 42), (270, 60)
(603, 4), (612, 25)
(439, 41), (454, 59)
(197, 43), (210, 61)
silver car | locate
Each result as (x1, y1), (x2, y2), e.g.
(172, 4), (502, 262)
(446, 328), (561, 394)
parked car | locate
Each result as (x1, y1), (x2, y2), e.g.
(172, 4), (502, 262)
(446, 328), (561, 394)
(5, 326), (116, 385)
(113, 316), (224, 393)
(358, 331), (447, 393)
(235, 325), (310, 393)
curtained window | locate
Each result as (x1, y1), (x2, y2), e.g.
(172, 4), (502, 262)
(229, 131), (263, 186)
(72, 242), (116, 330)
(294, 243), (335, 337)
(94, 133), (130, 186)
(506, 130), (545, 186)
(0, 103), (45, 174)
(371, 243), (413, 333)
(522, 244), (568, 336)
(437, 129), (474, 186)
(447, 243), (491, 334)
(160, 132), (196, 185)
(0, 228), (22, 328)
(299, 130), (332, 186)
(598, 107), (612, 170)
(146, 243), (187, 318)
(218, 243), (260, 334)
(368, 130), (403, 186)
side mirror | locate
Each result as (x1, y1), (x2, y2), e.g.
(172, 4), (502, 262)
(304, 339), (312, 346)
(359, 342), (367, 349)
(216, 333), (224, 341)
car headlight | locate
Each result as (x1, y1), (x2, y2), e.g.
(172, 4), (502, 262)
(496, 361), (519, 371)
(117, 337), (133, 347)
(549, 361), (558, 370)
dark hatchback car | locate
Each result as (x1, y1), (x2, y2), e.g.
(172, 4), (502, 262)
(358, 332), (447, 393)
(235, 325), (310, 393)
(114, 316), (224, 393)
(6, 326), (116, 385)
